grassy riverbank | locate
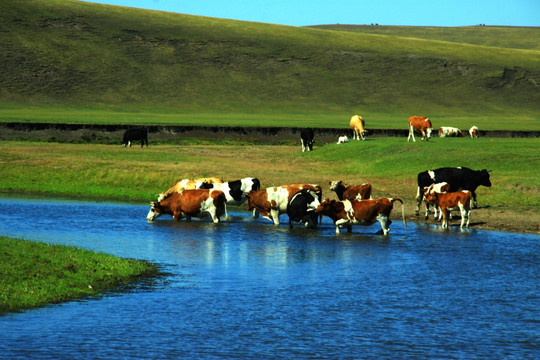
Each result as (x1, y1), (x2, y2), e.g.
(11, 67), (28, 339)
(0, 237), (160, 314)
(1, 139), (538, 233)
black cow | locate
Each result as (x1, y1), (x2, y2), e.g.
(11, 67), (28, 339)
(300, 128), (315, 152)
(415, 167), (492, 215)
(200, 177), (261, 218)
(287, 189), (320, 229)
(122, 128), (148, 148)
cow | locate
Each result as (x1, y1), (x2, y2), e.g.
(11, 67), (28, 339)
(146, 189), (228, 223)
(246, 184), (322, 225)
(421, 182), (451, 219)
(425, 191), (472, 229)
(350, 115), (366, 140)
(316, 197), (406, 235)
(407, 116), (433, 142)
(415, 167), (492, 215)
(286, 188), (321, 229)
(439, 127), (464, 137)
(337, 135), (349, 144)
(158, 177), (224, 202)
(300, 128), (315, 152)
(469, 126), (479, 138)
(329, 180), (372, 201)
(122, 128), (148, 147)
(199, 177), (261, 218)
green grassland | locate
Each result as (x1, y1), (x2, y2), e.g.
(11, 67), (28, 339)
(0, 236), (160, 314)
(1, 139), (538, 212)
(1, 0), (539, 129)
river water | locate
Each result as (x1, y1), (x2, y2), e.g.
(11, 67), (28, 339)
(0, 195), (538, 359)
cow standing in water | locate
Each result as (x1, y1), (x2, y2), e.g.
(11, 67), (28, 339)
(350, 115), (366, 140)
(300, 128), (315, 152)
(122, 128), (148, 147)
(407, 116), (432, 142)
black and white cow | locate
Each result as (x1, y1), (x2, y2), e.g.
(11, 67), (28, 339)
(287, 188), (321, 229)
(122, 128), (148, 148)
(415, 167), (492, 215)
(300, 128), (315, 152)
(200, 177), (261, 218)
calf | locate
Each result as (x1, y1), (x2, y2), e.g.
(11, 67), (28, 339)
(316, 197), (406, 235)
(337, 135), (349, 144)
(287, 188), (321, 229)
(438, 127), (463, 137)
(246, 184), (322, 225)
(122, 128), (148, 147)
(300, 128), (315, 152)
(329, 180), (372, 201)
(425, 191), (472, 229)
(158, 177), (224, 202)
(422, 182), (450, 219)
(147, 189), (228, 223)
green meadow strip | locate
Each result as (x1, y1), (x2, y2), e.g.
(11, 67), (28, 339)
(0, 237), (160, 314)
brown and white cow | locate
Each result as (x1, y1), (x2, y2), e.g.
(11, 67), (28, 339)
(246, 184), (322, 225)
(425, 190), (472, 229)
(147, 189), (228, 223)
(350, 115), (366, 141)
(315, 197), (406, 235)
(158, 177), (224, 202)
(438, 127), (463, 137)
(407, 116), (433, 142)
(329, 180), (372, 201)
(469, 126), (479, 138)
(421, 182), (450, 219)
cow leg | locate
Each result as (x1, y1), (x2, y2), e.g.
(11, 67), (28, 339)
(377, 214), (391, 235)
(128, 140), (132, 147)
(441, 209), (449, 229)
(415, 187), (422, 216)
(270, 209), (280, 225)
(408, 126), (415, 142)
(301, 139), (306, 152)
(252, 209), (259, 218)
(471, 191), (478, 208)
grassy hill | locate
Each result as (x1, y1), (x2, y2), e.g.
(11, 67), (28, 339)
(1, 0), (539, 129)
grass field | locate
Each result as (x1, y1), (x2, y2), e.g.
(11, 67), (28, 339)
(0, 236), (160, 314)
(1, 139), (538, 212)
(1, 1), (539, 121)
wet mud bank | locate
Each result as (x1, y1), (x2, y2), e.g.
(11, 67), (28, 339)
(1, 122), (538, 144)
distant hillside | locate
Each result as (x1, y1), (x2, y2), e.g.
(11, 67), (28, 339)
(1, 0), (539, 119)
(308, 25), (540, 51)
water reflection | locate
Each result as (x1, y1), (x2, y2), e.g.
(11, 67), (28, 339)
(0, 195), (538, 360)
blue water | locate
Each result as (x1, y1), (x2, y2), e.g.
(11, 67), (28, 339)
(0, 195), (538, 359)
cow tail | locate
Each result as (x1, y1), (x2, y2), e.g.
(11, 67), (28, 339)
(392, 198), (407, 231)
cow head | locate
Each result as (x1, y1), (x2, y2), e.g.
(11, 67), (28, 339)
(146, 202), (163, 222)
(480, 170), (492, 187)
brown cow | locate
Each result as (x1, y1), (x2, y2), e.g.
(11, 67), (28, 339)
(350, 115), (366, 140)
(425, 190), (472, 229)
(329, 180), (372, 201)
(315, 197), (406, 235)
(147, 189), (228, 223)
(421, 182), (451, 219)
(158, 177), (224, 202)
(407, 116), (433, 142)
(246, 184), (322, 225)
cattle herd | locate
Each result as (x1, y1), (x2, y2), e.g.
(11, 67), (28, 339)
(146, 166), (492, 234)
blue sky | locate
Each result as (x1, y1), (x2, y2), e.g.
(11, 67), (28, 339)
(81, 0), (540, 27)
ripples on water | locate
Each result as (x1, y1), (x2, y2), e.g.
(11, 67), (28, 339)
(0, 195), (538, 359)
